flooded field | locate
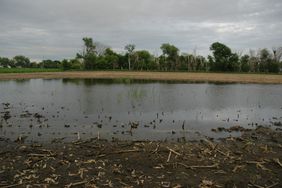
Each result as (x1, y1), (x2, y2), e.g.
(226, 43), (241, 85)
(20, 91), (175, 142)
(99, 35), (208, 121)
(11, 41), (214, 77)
(0, 78), (282, 142)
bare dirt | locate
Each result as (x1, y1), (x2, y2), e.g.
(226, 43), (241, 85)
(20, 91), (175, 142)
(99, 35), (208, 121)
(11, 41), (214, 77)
(1, 71), (282, 84)
(0, 127), (281, 187)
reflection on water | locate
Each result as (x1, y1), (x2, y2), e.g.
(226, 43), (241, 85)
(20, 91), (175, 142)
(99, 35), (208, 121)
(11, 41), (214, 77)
(0, 78), (282, 143)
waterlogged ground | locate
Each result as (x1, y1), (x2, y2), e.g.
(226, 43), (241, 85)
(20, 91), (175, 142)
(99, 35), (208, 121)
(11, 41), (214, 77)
(0, 78), (282, 143)
(0, 127), (282, 187)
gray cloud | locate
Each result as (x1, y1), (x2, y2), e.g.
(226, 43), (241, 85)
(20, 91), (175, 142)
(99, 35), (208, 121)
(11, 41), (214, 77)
(0, 0), (281, 60)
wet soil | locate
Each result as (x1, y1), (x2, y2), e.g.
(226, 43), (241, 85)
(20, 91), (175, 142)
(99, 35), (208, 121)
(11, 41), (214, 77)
(0, 127), (281, 188)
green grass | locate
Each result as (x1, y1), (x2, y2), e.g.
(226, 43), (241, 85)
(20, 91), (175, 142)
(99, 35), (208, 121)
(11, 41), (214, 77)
(0, 68), (62, 73)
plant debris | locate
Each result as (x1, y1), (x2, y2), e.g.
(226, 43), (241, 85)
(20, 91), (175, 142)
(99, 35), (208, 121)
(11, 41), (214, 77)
(0, 126), (281, 187)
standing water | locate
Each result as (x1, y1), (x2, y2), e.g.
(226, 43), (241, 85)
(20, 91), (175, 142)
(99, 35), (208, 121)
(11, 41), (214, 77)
(0, 78), (282, 142)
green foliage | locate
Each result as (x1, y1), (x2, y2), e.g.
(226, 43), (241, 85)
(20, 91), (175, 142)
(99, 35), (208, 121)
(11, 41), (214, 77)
(209, 42), (239, 72)
(179, 54), (189, 70)
(77, 37), (97, 70)
(1, 37), (281, 74)
(104, 48), (119, 69)
(70, 59), (83, 70)
(82, 37), (96, 56)
(228, 53), (240, 72)
(124, 44), (135, 70)
(60, 59), (82, 70)
(41, 60), (61, 69)
(268, 61), (280, 73)
(240, 55), (250, 72)
(117, 54), (128, 70)
(133, 50), (156, 70)
(0, 68), (61, 73)
(13, 55), (31, 68)
(83, 54), (96, 70)
(62, 59), (72, 70)
(160, 43), (179, 70)
(195, 55), (208, 71)
(96, 57), (108, 69)
(0, 57), (13, 67)
(124, 44), (135, 54)
(160, 43), (179, 58)
(258, 49), (279, 73)
(30, 62), (39, 68)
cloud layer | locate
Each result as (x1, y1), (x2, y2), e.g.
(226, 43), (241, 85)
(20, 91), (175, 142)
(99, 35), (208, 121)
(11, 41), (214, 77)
(0, 0), (281, 60)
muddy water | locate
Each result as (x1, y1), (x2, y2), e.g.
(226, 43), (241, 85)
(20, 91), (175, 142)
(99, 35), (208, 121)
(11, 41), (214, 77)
(0, 78), (282, 142)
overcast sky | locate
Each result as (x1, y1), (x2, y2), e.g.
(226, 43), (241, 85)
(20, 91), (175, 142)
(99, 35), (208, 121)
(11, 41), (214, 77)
(0, 0), (281, 61)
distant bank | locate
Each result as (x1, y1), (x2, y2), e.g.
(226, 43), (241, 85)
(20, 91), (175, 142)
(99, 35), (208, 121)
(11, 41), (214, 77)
(0, 71), (282, 84)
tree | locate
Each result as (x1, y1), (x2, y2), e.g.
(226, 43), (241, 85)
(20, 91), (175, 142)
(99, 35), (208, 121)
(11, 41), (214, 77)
(124, 44), (135, 70)
(272, 47), (282, 63)
(257, 48), (280, 73)
(13, 55), (30, 68)
(77, 37), (97, 70)
(96, 57), (107, 69)
(268, 61), (280, 73)
(62, 59), (72, 70)
(134, 50), (155, 70)
(117, 54), (128, 70)
(179, 53), (189, 71)
(259, 49), (271, 72)
(195, 55), (207, 71)
(248, 49), (260, 72)
(41, 60), (61, 68)
(209, 42), (239, 72)
(272, 47), (282, 73)
(240, 55), (250, 72)
(160, 43), (179, 71)
(94, 42), (109, 56)
(70, 59), (82, 70)
(0, 57), (13, 68)
(104, 48), (119, 69)
(228, 53), (240, 72)
(30, 62), (39, 68)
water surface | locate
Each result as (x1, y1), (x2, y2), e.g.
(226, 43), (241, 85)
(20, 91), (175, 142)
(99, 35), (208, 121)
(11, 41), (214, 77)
(0, 78), (281, 142)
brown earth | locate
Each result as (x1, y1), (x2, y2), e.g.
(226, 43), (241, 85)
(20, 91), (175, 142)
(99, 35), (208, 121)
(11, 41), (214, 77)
(0, 127), (281, 187)
(1, 71), (282, 84)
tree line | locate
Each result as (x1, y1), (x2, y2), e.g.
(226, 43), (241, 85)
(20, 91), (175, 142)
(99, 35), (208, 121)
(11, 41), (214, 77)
(1, 37), (281, 73)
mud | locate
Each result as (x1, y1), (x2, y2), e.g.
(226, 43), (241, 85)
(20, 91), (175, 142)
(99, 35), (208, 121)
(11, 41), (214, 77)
(0, 127), (281, 187)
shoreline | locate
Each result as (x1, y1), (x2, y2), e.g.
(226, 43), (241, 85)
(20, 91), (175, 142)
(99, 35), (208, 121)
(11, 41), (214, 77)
(0, 71), (282, 84)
